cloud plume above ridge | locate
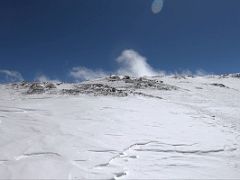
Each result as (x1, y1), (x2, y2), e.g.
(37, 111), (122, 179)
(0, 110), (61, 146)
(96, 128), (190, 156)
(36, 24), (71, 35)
(116, 49), (158, 77)
(70, 49), (159, 81)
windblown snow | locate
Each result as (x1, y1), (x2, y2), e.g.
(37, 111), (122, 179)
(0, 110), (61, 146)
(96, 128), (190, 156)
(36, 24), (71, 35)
(0, 74), (240, 179)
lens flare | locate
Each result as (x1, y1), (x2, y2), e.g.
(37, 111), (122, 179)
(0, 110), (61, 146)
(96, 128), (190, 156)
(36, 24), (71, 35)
(151, 0), (164, 14)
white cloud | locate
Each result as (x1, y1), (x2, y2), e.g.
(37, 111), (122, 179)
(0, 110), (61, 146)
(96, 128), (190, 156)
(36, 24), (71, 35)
(70, 67), (108, 81)
(116, 49), (158, 77)
(0, 69), (23, 82)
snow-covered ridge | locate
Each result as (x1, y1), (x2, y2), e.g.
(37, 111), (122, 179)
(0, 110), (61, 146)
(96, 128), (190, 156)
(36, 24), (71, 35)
(0, 74), (240, 179)
(8, 73), (240, 97)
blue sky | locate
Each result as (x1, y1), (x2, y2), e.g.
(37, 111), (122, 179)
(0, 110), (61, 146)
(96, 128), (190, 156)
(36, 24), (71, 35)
(0, 0), (240, 82)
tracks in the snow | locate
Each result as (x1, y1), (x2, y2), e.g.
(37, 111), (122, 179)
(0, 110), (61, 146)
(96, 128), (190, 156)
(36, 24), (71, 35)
(93, 140), (237, 179)
(134, 147), (236, 154)
(15, 152), (62, 161)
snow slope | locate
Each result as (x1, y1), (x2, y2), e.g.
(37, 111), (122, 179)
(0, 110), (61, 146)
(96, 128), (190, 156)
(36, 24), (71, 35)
(0, 75), (240, 179)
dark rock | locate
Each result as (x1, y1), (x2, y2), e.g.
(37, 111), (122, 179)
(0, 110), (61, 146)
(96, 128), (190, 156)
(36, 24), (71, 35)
(63, 84), (128, 97)
(45, 83), (57, 89)
(29, 83), (44, 89)
(124, 79), (135, 84)
(220, 73), (240, 79)
(108, 75), (121, 81)
(231, 73), (240, 78)
(122, 75), (130, 80)
(27, 83), (45, 94)
(211, 83), (228, 88)
(129, 78), (177, 91)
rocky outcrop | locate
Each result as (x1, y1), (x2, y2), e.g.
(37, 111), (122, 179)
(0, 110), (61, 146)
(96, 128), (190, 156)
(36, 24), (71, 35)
(62, 84), (128, 97)
(10, 76), (178, 97)
(27, 82), (57, 94)
(107, 76), (178, 91)
(220, 73), (240, 79)
(45, 83), (57, 89)
(27, 83), (45, 94)
(211, 83), (228, 88)
(132, 77), (176, 90)
(231, 73), (240, 78)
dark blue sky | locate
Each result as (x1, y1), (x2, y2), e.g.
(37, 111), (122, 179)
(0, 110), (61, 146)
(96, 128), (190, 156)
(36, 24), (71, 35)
(0, 0), (240, 81)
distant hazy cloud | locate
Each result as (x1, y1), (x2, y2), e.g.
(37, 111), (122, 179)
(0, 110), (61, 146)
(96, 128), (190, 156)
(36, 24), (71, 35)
(0, 69), (23, 82)
(116, 49), (158, 77)
(170, 69), (211, 77)
(195, 69), (209, 76)
(70, 67), (108, 81)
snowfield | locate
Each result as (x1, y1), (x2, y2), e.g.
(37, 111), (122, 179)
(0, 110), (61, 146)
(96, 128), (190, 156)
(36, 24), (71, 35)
(0, 75), (240, 179)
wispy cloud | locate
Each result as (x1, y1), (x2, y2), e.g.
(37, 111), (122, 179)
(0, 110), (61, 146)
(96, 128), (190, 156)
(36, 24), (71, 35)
(170, 69), (211, 77)
(69, 67), (108, 81)
(195, 69), (209, 76)
(0, 69), (23, 82)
